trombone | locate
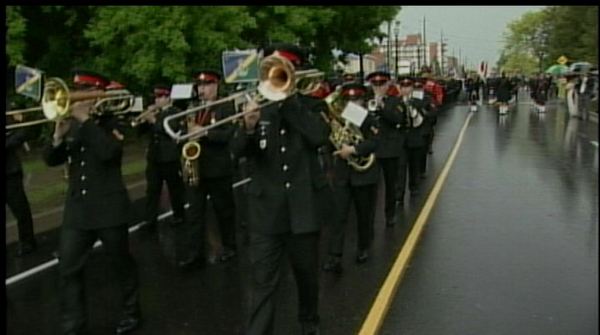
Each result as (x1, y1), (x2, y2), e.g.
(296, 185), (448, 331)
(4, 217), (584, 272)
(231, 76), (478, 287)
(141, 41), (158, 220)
(163, 54), (324, 142)
(6, 78), (136, 131)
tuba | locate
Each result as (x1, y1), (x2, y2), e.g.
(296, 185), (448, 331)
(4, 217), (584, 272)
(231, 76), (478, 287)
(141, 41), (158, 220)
(323, 88), (375, 172)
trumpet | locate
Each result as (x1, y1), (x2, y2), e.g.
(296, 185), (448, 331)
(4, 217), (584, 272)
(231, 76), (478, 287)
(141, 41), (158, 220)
(163, 54), (324, 142)
(130, 105), (161, 127)
(7, 78), (135, 130)
(367, 95), (384, 112)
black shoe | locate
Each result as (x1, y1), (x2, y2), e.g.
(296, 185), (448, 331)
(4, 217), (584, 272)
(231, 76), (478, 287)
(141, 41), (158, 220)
(301, 322), (320, 335)
(115, 316), (141, 334)
(356, 250), (369, 264)
(16, 240), (37, 257)
(322, 256), (342, 274)
(220, 248), (237, 263)
(177, 255), (206, 270)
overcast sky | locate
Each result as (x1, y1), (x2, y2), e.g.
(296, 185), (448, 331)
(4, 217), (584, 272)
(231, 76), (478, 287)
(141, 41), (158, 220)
(380, 6), (546, 69)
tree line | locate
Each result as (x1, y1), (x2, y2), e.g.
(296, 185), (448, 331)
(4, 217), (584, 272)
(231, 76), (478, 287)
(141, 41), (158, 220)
(498, 6), (598, 75)
(6, 6), (400, 99)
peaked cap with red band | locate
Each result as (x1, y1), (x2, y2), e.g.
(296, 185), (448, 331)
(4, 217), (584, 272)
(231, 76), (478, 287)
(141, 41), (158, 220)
(398, 76), (414, 86)
(263, 43), (305, 67)
(72, 70), (110, 89)
(154, 84), (171, 97)
(366, 71), (391, 83)
(106, 81), (125, 90)
(309, 82), (331, 99)
(194, 70), (221, 84)
(341, 82), (367, 98)
(343, 73), (357, 82)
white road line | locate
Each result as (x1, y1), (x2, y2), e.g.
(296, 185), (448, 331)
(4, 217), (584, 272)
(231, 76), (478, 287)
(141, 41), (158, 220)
(6, 177), (253, 286)
(5, 208), (178, 286)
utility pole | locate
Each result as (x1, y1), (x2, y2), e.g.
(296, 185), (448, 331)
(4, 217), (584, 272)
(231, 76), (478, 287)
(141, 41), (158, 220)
(423, 16), (427, 68)
(440, 30), (444, 76)
(387, 21), (392, 72)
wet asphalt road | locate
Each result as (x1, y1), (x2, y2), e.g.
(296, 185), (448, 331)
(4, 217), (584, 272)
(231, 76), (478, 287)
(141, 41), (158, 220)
(381, 96), (598, 335)
(6, 93), (598, 335)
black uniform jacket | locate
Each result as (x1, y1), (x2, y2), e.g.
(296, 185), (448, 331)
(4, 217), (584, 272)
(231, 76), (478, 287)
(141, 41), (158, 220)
(195, 99), (236, 179)
(298, 95), (331, 191)
(43, 118), (131, 230)
(330, 113), (380, 187)
(139, 105), (183, 163)
(411, 91), (436, 136)
(230, 94), (329, 235)
(403, 97), (428, 149)
(6, 127), (29, 176)
(374, 95), (408, 158)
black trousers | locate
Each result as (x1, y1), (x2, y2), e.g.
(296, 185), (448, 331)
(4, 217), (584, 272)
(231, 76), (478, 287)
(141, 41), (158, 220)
(328, 183), (377, 256)
(145, 160), (186, 223)
(398, 146), (424, 197)
(187, 176), (237, 256)
(6, 172), (35, 243)
(59, 225), (139, 334)
(378, 157), (401, 220)
(420, 133), (433, 175)
(246, 231), (320, 335)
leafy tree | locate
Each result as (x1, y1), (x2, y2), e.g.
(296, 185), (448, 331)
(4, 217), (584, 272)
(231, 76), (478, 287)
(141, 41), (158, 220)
(500, 10), (551, 73)
(6, 6), (27, 66)
(545, 6), (598, 65)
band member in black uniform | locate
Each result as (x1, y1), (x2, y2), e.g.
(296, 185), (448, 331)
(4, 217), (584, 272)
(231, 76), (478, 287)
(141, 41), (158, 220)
(366, 71), (406, 226)
(230, 43), (329, 335)
(43, 71), (140, 335)
(178, 70), (237, 268)
(397, 77), (427, 198)
(322, 82), (380, 273)
(298, 81), (334, 230)
(137, 85), (186, 232)
(6, 105), (37, 256)
(412, 80), (436, 179)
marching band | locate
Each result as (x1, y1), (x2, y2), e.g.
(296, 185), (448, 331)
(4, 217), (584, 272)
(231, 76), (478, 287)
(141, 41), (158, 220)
(8, 42), (464, 335)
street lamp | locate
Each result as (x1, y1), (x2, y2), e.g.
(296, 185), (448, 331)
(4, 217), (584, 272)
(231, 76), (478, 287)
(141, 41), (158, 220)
(394, 20), (400, 77)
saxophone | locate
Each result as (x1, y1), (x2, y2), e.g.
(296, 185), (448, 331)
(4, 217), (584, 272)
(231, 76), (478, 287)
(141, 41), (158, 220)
(181, 100), (204, 187)
(324, 88), (375, 172)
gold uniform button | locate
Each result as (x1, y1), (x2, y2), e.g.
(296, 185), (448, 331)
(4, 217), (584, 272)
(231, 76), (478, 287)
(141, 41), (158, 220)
(280, 146), (286, 153)
(81, 189), (87, 195)
(280, 129), (286, 135)
(81, 175), (86, 181)
(282, 164), (289, 171)
(80, 147), (85, 152)
(285, 182), (291, 189)
(80, 161), (86, 167)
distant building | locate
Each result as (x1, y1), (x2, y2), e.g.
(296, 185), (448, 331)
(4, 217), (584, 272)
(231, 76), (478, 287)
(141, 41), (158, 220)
(343, 53), (378, 77)
(375, 33), (447, 76)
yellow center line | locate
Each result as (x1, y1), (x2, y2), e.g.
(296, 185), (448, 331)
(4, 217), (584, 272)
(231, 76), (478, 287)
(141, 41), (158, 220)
(358, 111), (475, 335)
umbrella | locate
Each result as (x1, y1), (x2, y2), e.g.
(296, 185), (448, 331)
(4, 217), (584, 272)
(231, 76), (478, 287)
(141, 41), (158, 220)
(545, 64), (569, 75)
